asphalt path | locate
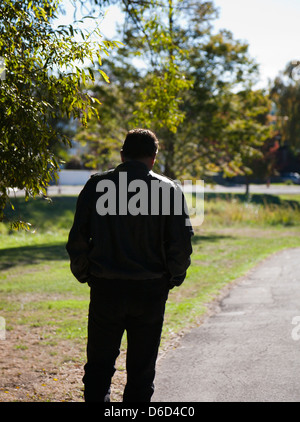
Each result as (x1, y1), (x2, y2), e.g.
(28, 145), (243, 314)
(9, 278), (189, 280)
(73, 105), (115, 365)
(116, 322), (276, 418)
(152, 248), (300, 402)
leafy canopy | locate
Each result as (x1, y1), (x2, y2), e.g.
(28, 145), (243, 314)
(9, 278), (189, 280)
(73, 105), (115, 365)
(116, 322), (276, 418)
(74, 0), (271, 180)
(0, 0), (119, 226)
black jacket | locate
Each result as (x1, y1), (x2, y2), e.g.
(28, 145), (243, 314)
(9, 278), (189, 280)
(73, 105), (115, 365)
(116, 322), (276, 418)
(66, 161), (193, 288)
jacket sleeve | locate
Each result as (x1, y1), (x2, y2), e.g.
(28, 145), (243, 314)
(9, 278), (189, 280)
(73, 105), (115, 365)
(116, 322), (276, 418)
(66, 180), (93, 283)
(164, 185), (194, 288)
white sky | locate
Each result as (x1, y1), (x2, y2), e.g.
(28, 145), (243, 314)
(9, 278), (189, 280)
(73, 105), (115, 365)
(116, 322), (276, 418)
(57, 0), (300, 89)
(212, 0), (300, 87)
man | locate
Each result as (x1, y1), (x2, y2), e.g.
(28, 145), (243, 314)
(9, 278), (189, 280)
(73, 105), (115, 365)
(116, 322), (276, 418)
(66, 128), (193, 402)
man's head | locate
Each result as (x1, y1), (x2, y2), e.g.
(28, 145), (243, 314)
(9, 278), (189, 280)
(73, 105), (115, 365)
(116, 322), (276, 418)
(120, 128), (159, 170)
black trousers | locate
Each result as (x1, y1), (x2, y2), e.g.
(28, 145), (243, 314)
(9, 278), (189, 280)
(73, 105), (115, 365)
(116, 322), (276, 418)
(82, 276), (169, 402)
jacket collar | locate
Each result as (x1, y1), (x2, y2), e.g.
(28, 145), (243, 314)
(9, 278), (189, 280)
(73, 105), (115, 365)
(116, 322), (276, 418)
(114, 160), (150, 174)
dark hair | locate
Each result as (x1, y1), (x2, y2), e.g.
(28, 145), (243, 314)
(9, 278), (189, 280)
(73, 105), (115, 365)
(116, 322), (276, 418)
(121, 128), (159, 159)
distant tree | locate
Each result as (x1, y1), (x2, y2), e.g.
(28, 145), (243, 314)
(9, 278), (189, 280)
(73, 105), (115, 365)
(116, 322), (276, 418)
(270, 61), (300, 153)
(163, 26), (271, 180)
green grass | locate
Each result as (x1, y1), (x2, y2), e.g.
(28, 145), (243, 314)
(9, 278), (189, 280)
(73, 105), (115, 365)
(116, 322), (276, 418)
(186, 192), (300, 228)
(2, 195), (77, 233)
(1, 193), (300, 352)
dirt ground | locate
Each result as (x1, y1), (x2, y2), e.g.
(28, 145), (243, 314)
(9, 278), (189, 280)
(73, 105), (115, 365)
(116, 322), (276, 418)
(0, 323), (126, 402)
(0, 278), (236, 402)
(0, 311), (202, 403)
(0, 322), (187, 403)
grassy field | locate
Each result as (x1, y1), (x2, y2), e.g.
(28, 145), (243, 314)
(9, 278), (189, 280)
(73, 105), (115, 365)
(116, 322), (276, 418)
(1, 191), (300, 401)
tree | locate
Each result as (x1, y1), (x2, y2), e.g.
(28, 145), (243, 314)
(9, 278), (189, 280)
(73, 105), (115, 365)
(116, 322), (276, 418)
(270, 61), (300, 153)
(79, 0), (270, 180)
(74, 57), (141, 170)
(0, 0), (118, 226)
(157, 3), (271, 180)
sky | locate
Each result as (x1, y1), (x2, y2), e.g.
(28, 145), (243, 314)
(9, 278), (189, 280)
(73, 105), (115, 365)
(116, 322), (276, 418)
(212, 0), (300, 88)
(58, 0), (300, 89)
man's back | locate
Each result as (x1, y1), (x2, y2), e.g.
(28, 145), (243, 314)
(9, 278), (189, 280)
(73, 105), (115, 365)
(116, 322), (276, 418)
(66, 159), (193, 285)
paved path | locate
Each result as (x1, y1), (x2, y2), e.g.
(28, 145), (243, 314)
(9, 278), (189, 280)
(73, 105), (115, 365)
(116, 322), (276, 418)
(153, 248), (300, 402)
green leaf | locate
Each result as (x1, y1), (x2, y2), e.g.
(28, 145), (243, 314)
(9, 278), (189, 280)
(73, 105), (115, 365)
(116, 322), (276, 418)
(98, 69), (110, 83)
